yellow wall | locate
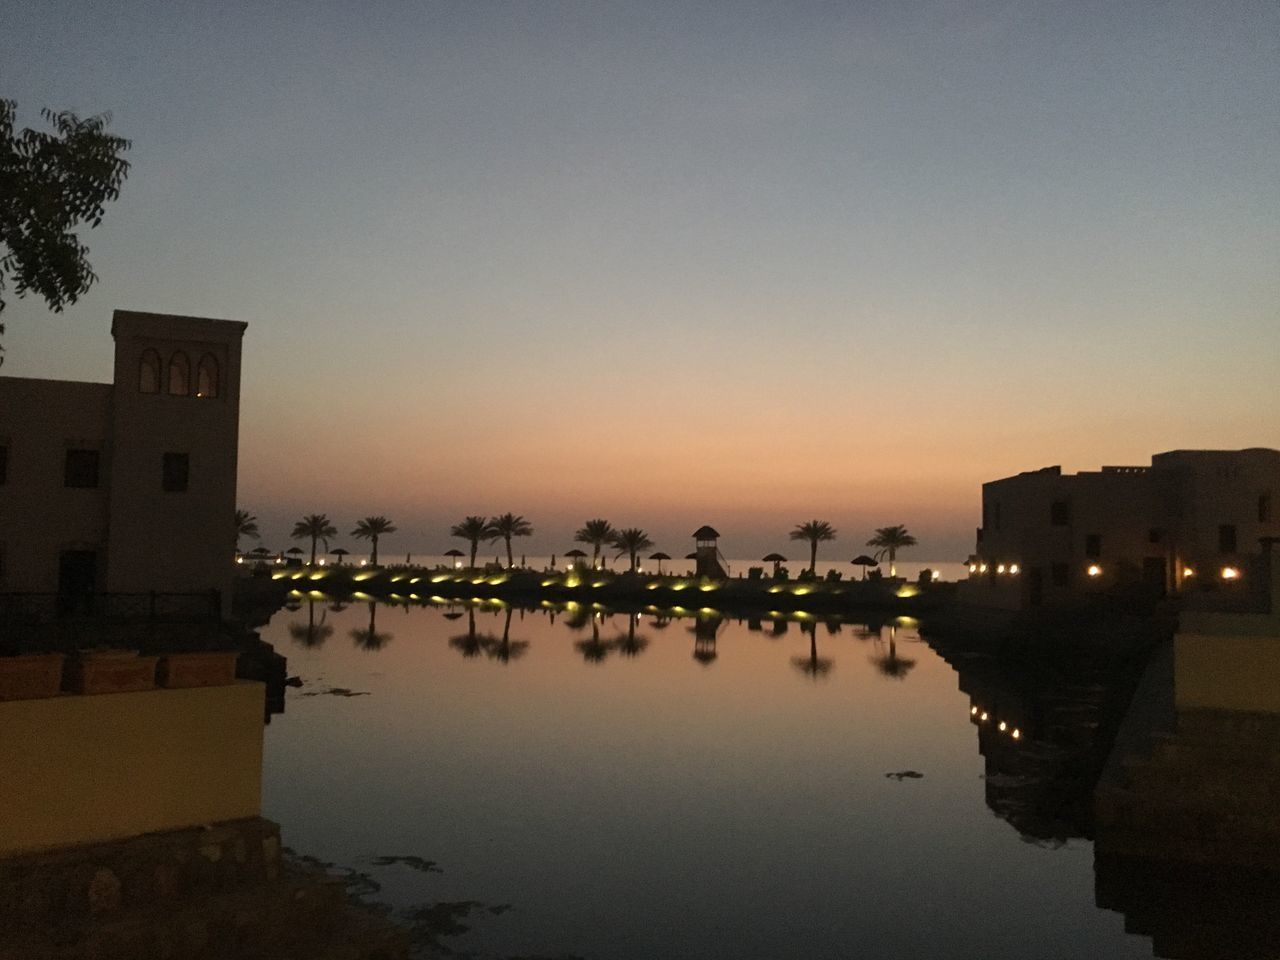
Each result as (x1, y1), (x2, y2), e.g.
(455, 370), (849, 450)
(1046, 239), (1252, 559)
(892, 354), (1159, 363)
(0, 682), (263, 856)
(1175, 633), (1280, 714)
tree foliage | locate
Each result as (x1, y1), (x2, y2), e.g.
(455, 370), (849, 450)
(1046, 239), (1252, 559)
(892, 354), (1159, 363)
(0, 100), (131, 362)
(573, 518), (615, 569)
(789, 520), (837, 574)
(351, 515), (397, 566)
(488, 513), (533, 568)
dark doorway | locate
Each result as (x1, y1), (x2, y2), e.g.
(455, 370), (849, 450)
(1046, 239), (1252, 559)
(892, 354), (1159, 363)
(1028, 566), (1044, 607)
(1143, 556), (1168, 596)
(57, 550), (97, 616)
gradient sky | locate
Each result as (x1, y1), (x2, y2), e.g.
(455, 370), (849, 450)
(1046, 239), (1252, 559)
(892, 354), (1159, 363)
(3, 0), (1278, 559)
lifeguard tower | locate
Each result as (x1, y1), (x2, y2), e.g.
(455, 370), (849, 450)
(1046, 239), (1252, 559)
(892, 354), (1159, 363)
(692, 526), (730, 579)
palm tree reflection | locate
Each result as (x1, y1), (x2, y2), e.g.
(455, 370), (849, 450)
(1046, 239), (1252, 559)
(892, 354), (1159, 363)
(613, 613), (649, 658)
(449, 607), (485, 658)
(575, 617), (612, 664)
(792, 620), (834, 680)
(288, 599), (334, 649)
(870, 623), (916, 680)
(350, 602), (392, 651)
(484, 608), (529, 664)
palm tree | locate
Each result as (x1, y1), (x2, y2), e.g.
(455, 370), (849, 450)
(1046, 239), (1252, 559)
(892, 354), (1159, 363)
(292, 513), (337, 565)
(489, 513), (533, 568)
(235, 509), (260, 546)
(609, 527), (654, 573)
(450, 516), (496, 569)
(484, 608), (530, 663)
(790, 520), (837, 574)
(574, 519), (615, 570)
(351, 515), (397, 566)
(867, 525), (917, 577)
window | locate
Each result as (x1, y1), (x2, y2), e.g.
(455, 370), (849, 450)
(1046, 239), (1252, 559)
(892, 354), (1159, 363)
(1262, 494), (1273, 523)
(162, 452), (189, 492)
(64, 449), (100, 488)
(0, 444), (7, 485)
(1050, 500), (1070, 526)
(168, 351), (190, 396)
(139, 349), (161, 393)
(195, 353), (219, 398)
(1219, 524), (1237, 553)
(1051, 562), (1070, 587)
(1085, 534), (1102, 559)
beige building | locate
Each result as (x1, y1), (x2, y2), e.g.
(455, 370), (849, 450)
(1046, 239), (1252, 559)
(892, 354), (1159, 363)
(0, 310), (246, 613)
(962, 448), (1280, 609)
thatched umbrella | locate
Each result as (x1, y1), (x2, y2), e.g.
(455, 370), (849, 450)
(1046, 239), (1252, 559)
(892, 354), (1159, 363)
(649, 551), (671, 575)
(762, 552), (787, 578)
(330, 547), (349, 566)
(851, 555), (879, 580)
(564, 548), (588, 569)
(444, 548), (465, 568)
(286, 546), (305, 566)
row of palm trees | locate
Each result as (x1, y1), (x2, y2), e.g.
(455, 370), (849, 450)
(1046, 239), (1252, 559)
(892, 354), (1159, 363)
(789, 521), (918, 576)
(238, 509), (918, 575)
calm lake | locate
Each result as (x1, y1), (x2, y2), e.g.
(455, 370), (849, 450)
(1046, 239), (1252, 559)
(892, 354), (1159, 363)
(259, 599), (1154, 959)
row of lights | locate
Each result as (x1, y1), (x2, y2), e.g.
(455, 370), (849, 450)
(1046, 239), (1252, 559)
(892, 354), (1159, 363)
(968, 562), (1020, 575)
(970, 705), (1021, 741)
(969, 561), (1242, 581)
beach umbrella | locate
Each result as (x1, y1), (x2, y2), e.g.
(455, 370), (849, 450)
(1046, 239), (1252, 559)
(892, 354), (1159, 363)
(330, 547), (349, 566)
(649, 551), (671, 575)
(851, 555), (879, 580)
(565, 548), (588, 569)
(444, 548), (465, 568)
(762, 552), (787, 577)
(248, 546), (272, 558)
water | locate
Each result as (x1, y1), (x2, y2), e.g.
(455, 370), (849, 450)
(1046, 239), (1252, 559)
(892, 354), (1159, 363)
(259, 600), (1150, 959)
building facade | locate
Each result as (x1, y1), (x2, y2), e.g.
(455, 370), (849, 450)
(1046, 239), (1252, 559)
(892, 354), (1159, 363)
(962, 449), (1280, 609)
(0, 310), (246, 612)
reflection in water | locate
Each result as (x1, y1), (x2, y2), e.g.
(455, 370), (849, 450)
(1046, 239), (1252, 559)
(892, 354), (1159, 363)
(288, 598), (334, 649)
(350, 601), (392, 651)
(257, 595), (1280, 957)
(791, 619), (833, 679)
(870, 623), (917, 680)
(691, 613), (721, 665)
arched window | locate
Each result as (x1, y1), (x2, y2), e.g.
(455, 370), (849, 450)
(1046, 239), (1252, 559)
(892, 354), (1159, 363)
(168, 352), (190, 396)
(139, 349), (161, 393)
(195, 354), (219, 399)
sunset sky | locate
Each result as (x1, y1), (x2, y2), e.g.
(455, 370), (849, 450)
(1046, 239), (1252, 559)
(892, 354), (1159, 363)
(3, 1), (1278, 560)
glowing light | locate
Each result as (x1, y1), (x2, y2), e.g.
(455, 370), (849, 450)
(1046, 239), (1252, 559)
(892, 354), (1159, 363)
(454, 561), (462, 569)
(979, 563), (988, 573)
(235, 557), (244, 564)
(359, 560), (368, 567)
(968, 564), (978, 573)
(699, 583), (717, 592)
(1087, 564), (1102, 578)
(895, 585), (919, 598)
(1182, 567), (1195, 578)
(1222, 566), (1240, 580)
(996, 564), (1006, 574)
(792, 586), (812, 596)
(932, 570), (942, 580)
(1009, 564), (1019, 575)
(1011, 729), (1021, 740)
(317, 558), (326, 566)
(979, 712), (988, 722)
(998, 721), (1007, 731)
(970, 706), (978, 716)
(430, 574), (450, 583)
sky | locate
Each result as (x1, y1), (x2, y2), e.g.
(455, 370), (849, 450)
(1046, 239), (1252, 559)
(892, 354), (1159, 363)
(3, 0), (1278, 561)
